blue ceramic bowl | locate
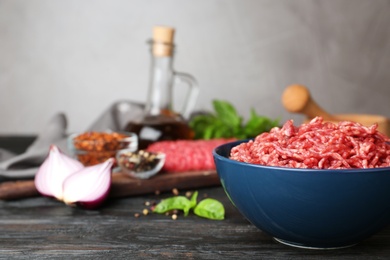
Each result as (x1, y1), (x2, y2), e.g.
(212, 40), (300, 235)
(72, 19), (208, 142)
(213, 139), (390, 249)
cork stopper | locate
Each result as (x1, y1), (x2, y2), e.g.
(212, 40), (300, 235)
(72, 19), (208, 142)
(152, 26), (175, 57)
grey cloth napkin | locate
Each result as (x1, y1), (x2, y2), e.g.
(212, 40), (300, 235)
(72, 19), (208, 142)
(0, 100), (144, 180)
(87, 100), (144, 132)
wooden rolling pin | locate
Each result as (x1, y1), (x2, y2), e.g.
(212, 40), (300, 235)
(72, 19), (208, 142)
(282, 84), (390, 136)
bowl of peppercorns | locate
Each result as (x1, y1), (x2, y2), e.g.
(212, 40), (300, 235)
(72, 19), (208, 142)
(116, 149), (166, 179)
(68, 131), (138, 166)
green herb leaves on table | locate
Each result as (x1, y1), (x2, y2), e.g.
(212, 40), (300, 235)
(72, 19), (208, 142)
(189, 100), (279, 139)
(153, 195), (193, 216)
(153, 191), (225, 220)
(193, 198), (225, 220)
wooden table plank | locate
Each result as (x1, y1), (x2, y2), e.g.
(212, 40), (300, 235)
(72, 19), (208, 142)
(1, 136), (390, 259)
(0, 187), (389, 259)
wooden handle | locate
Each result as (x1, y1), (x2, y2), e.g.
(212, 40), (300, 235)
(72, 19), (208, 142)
(0, 180), (39, 200)
(282, 84), (335, 121)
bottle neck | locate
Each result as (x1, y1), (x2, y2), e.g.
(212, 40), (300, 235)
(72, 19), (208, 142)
(144, 42), (175, 117)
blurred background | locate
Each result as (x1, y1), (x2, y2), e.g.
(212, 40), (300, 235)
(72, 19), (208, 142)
(0, 0), (389, 135)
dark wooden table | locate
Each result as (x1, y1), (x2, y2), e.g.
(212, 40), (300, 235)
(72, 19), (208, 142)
(1, 137), (390, 259)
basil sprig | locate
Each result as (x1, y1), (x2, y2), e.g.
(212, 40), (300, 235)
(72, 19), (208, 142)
(189, 100), (279, 140)
(153, 191), (225, 220)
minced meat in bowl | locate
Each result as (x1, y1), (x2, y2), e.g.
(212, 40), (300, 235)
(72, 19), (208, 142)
(213, 117), (390, 249)
(230, 117), (390, 169)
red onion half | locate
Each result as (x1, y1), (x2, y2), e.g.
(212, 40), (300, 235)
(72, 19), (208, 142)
(34, 145), (114, 209)
(34, 145), (84, 200)
(62, 158), (114, 209)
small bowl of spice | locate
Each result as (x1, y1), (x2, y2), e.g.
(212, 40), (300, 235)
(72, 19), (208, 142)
(116, 149), (166, 179)
(68, 131), (138, 166)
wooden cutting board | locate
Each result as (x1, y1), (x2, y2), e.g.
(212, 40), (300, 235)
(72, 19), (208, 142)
(0, 170), (221, 200)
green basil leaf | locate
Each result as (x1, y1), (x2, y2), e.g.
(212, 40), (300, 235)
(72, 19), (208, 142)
(244, 109), (279, 138)
(189, 115), (217, 139)
(212, 100), (241, 128)
(203, 124), (217, 140)
(153, 196), (192, 216)
(194, 198), (225, 220)
(209, 120), (233, 139)
(189, 99), (279, 140)
(212, 126), (230, 139)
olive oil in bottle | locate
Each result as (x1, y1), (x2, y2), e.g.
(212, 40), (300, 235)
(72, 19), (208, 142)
(125, 26), (198, 149)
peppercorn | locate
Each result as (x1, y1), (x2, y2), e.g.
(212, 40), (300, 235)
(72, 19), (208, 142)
(185, 191), (192, 198)
(172, 188), (179, 196)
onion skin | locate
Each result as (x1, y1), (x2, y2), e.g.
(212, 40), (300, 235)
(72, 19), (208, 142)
(62, 158), (114, 209)
(34, 145), (84, 200)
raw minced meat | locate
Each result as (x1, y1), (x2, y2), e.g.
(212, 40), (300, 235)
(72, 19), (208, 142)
(230, 117), (390, 169)
(147, 139), (235, 172)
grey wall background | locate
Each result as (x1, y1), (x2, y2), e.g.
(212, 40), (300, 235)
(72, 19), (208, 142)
(0, 0), (389, 135)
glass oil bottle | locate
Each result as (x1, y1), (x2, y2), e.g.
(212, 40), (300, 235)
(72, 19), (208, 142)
(125, 26), (198, 149)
